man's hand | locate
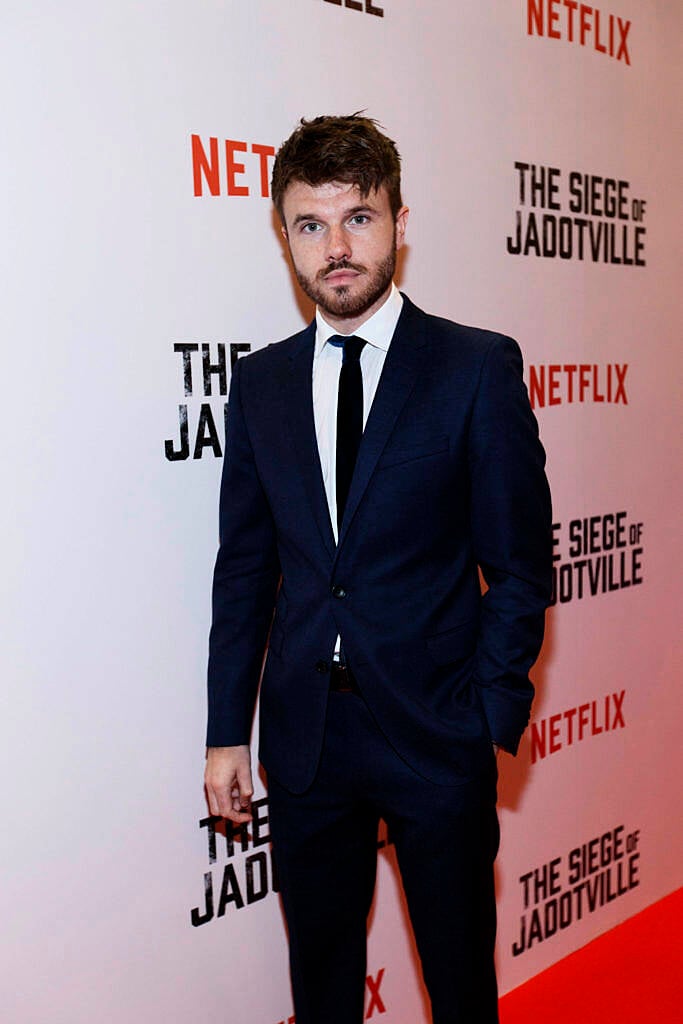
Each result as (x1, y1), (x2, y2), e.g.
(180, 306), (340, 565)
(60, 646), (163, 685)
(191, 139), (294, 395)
(204, 745), (254, 823)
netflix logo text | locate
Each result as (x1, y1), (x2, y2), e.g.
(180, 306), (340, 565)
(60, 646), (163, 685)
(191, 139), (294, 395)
(191, 134), (276, 197)
(527, 363), (627, 409)
(530, 691), (626, 763)
(527, 1), (631, 64)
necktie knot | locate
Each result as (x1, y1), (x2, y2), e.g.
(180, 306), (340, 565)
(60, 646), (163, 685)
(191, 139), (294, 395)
(330, 335), (366, 365)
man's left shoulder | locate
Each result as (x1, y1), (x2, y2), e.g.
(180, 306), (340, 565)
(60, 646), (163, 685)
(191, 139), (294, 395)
(402, 294), (521, 367)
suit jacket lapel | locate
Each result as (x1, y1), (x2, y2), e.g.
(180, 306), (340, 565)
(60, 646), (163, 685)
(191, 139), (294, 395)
(285, 322), (337, 559)
(337, 297), (427, 550)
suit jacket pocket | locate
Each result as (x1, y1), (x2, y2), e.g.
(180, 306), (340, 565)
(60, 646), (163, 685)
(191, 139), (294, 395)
(377, 434), (449, 470)
(425, 619), (477, 665)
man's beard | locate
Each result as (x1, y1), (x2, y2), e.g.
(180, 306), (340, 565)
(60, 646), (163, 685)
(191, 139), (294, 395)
(293, 248), (396, 321)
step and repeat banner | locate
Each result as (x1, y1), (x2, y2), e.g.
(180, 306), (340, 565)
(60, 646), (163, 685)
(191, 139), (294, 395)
(2, 2), (682, 1022)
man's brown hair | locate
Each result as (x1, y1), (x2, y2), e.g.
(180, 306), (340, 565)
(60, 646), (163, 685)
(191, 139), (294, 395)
(271, 113), (403, 225)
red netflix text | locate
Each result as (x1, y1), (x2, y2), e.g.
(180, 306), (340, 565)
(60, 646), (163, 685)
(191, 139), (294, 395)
(531, 690), (626, 763)
(191, 134), (275, 197)
(528, 363), (627, 409)
(527, 1), (631, 64)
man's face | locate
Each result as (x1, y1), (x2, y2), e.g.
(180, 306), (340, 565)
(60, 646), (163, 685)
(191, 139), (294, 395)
(281, 180), (409, 329)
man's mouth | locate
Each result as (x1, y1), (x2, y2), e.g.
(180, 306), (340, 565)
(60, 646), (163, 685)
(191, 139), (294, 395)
(321, 264), (364, 284)
(325, 271), (359, 283)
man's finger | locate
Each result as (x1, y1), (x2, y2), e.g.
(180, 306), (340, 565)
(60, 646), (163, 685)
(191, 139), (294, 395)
(226, 803), (253, 824)
(206, 783), (251, 823)
(235, 762), (254, 810)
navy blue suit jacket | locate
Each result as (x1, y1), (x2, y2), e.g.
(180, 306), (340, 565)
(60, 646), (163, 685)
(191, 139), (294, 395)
(207, 295), (552, 792)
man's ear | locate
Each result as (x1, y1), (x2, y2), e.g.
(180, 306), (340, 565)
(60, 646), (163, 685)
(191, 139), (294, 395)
(395, 206), (410, 250)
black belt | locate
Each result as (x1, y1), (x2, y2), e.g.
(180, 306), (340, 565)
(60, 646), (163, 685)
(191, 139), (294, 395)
(329, 662), (361, 695)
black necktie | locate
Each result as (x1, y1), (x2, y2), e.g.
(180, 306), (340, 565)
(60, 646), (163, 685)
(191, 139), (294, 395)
(334, 335), (367, 533)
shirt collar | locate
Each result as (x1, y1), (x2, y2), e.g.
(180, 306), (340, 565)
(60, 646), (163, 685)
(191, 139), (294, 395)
(314, 283), (403, 356)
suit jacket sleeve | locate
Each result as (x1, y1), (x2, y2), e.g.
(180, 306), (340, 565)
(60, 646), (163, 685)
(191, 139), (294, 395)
(206, 355), (281, 748)
(468, 334), (552, 754)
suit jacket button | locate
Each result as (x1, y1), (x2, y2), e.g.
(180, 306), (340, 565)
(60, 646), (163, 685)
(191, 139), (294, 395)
(315, 660), (329, 674)
(331, 584), (347, 599)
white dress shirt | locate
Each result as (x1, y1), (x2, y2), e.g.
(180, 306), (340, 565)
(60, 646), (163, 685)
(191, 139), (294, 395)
(312, 284), (403, 660)
(312, 283), (404, 543)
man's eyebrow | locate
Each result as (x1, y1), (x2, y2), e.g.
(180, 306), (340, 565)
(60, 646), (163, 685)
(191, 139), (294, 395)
(291, 212), (319, 226)
(291, 204), (378, 227)
(346, 204), (379, 217)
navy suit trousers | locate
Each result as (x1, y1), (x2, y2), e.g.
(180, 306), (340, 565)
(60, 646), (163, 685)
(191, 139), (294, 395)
(268, 689), (500, 1024)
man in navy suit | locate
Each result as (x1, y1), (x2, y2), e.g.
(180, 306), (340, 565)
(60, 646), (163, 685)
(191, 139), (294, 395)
(204, 115), (552, 1024)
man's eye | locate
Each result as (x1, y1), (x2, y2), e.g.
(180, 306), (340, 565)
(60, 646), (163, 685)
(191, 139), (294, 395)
(350, 215), (369, 225)
(301, 223), (321, 233)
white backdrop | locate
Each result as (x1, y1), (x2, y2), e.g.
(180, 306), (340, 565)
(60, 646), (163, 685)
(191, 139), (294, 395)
(2, 2), (682, 1022)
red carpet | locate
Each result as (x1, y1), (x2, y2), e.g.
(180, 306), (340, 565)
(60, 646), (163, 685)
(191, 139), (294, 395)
(499, 888), (682, 1023)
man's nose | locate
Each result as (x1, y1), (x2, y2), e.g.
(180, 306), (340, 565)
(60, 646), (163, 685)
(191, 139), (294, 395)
(326, 224), (352, 262)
